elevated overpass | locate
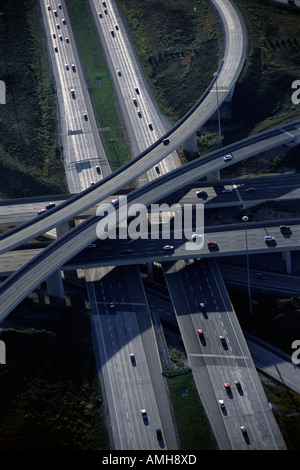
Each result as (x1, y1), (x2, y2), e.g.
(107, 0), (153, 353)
(0, 121), (299, 321)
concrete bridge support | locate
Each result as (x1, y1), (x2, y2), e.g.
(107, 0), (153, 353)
(207, 170), (220, 181)
(147, 262), (153, 282)
(282, 250), (292, 275)
(44, 220), (70, 301)
(182, 133), (198, 156)
(46, 270), (65, 300)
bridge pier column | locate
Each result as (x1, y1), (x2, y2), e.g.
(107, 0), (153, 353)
(147, 262), (153, 281)
(282, 250), (292, 275)
(182, 133), (198, 156)
(44, 221), (70, 301)
(207, 170), (220, 181)
(46, 270), (65, 301)
(56, 220), (70, 238)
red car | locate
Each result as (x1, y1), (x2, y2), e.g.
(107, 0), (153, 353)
(224, 383), (231, 392)
(197, 329), (203, 337)
(207, 241), (218, 248)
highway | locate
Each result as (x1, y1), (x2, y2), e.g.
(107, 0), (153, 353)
(86, 264), (178, 450)
(0, 0), (249, 255)
(1, 173), (300, 226)
(40, 0), (110, 191)
(1, 217), (300, 274)
(0, 125), (300, 318)
(163, 258), (286, 449)
(0, 0), (297, 451)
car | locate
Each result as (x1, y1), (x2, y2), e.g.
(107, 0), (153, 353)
(47, 5), (51, 10)
(71, 88), (75, 98)
(222, 188), (232, 193)
(197, 328), (203, 337)
(38, 209), (46, 215)
(245, 187), (256, 192)
(109, 302), (115, 309)
(115, 24), (119, 30)
(72, 64), (76, 72)
(58, 3), (62, 8)
(52, 33), (56, 38)
(219, 399), (225, 408)
(134, 87), (139, 94)
(83, 113), (88, 120)
(104, 8), (108, 14)
(96, 166), (101, 174)
(156, 428), (163, 440)
(219, 335), (226, 342)
(148, 123), (153, 130)
(90, 182), (95, 185)
(224, 383), (231, 392)
(137, 110), (142, 117)
(141, 409), (147, 420)
(240, 425), (247, 434)
(155, 165), (160, 174)
(111, 30), (115, 37)
(264, 235), (276, 243)
(199, 302), (205, 311)
(102, 0), (107, 5)
(111, 198), (118, 204)
(163, 245), (174, 250)
(196, 190), (207, 197)
(62, 18), (66, 25)
(59, 35), (63, 41)
(223, 154), (233, 162)
(163, 138), (170, 145)
(130, 353), (135, 364)
(99, 12), (103, 18)
(65, 63), (69, 70)
(133, 98), (138, 106)
(54, 9), (58, 16)
(54, 46), (58, 52)
(235, 380), (241, 389)
(280, 225), (290, 232)
(207, 241), (218, 248)
(46, 202), (55, 210)
(56, 23), (60, 29)
(117, 70), (121, 76)
(65, 37), (69, 43)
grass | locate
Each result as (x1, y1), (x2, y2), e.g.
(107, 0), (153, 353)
(0, 295), (109, 450)
(0, 0), (67, 199)
(66, 0), (130, 172)
(118, 0), (221, 122)
(166, 370), (217, 450)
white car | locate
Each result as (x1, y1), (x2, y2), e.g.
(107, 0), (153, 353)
(219, 400), (225, 408)
(264, 235), (276, 243)
(223, 154), (233, 162)
(163, 245), (174, 250)
(222, 188), (232, 193)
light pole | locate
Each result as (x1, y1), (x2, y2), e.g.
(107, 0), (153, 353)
(213, 72), (222, 148)
(242, 215), (252, 316)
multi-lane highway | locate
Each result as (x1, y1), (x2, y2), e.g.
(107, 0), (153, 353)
(163, 258), (286, 449)
(0, 0), (297, 451)
(40, 1), (110, 191)
(87, 264), (178, 449)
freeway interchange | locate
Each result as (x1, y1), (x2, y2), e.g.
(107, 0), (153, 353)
(0, 0), (299, 450)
